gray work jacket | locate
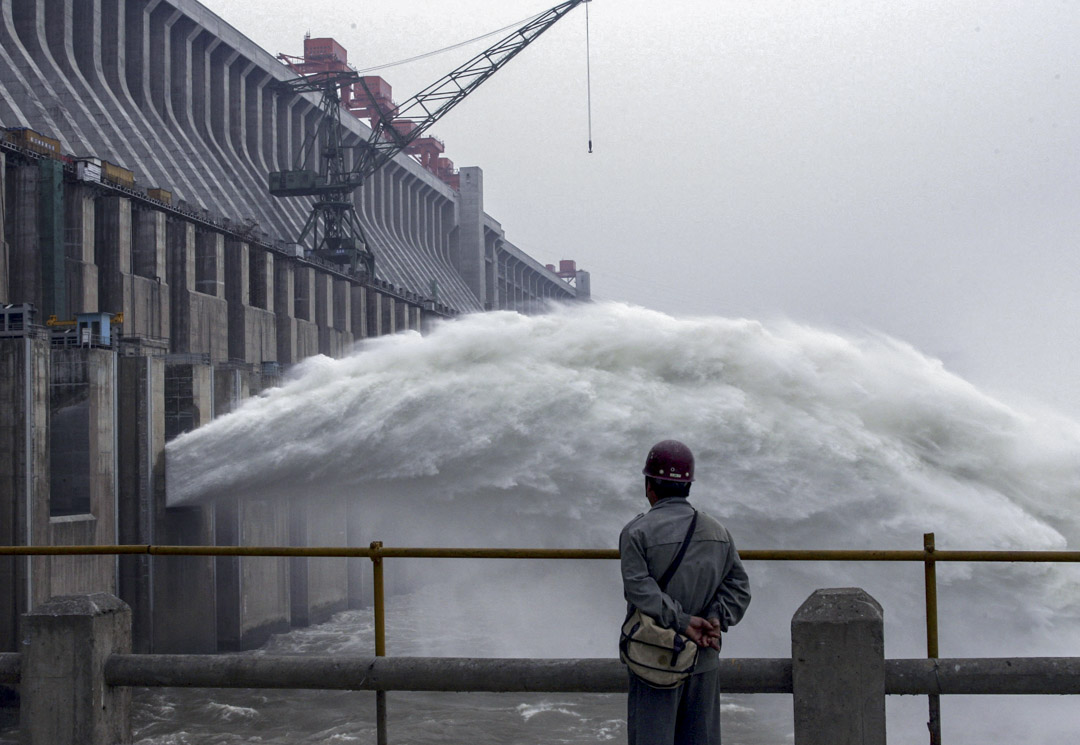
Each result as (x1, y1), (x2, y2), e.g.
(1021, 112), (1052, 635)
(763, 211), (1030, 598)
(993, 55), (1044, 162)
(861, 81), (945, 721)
(619, 497), (751, 673)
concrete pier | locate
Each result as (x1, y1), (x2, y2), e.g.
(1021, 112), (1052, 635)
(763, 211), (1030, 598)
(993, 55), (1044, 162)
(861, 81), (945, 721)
(8, 162), (43, 311)
(792, 588), (886, 745)
(95, 196), (132, 320)
(64, 184), (99, 313)
(0, 153), (6, 304)
(155, 362), (217, 652)
(290, 495), (349, 627)
(225, 240), (276, 363)
(21, 593), (131, 745)
(116, 355), (166, 653)
(47, 348), (118, 596)
(0, 335), (50, 651)
(168, 219), (228, 360)
(215, 496), (291, 651)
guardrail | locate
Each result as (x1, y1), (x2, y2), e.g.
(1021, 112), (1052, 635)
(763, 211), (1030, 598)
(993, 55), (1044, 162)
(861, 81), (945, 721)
(4, 536), (1080, 744)
(2, 590), (1079, 745)
(6, 650), (1080, 695)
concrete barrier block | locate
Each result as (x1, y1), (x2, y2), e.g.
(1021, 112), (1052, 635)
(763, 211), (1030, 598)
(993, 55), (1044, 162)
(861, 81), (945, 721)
(21, 593), (131, 745)
(791, 587), (885, 745)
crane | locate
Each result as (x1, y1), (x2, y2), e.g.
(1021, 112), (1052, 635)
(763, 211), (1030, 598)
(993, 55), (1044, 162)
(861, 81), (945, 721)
(269, 0), (590, 278)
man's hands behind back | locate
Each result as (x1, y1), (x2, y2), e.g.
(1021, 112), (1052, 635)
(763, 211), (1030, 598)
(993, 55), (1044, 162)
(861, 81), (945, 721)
(684, 616), (721, 651)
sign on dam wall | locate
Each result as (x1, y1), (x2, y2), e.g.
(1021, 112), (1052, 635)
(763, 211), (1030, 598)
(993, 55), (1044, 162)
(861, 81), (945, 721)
(0, 0), (588, 656)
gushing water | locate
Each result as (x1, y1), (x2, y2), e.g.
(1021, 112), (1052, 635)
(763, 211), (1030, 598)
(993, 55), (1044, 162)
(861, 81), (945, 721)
(163, 302), (1080, 743)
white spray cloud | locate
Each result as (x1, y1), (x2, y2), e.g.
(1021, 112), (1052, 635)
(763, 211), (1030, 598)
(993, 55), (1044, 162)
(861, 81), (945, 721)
(168, 301), (1079, 549)
(165, 302), (1080, 743)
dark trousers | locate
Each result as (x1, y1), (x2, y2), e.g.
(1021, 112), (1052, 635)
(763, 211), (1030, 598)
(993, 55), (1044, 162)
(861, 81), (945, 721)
(627, 668), (721, 745)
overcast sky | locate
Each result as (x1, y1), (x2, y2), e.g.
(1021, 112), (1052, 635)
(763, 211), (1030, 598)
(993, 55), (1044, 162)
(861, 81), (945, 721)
(202, 0), (1080, 417)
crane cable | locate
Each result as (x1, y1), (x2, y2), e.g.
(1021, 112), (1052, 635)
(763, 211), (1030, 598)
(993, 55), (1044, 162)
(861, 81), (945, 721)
(353, 10), (547, 74)
(585, 0), (594, 153)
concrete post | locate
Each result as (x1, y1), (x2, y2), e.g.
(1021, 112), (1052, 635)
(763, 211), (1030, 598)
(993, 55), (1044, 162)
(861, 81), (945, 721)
(132, 209), (167, 281)
(213, 366), (249, 417)
(294, 266), (315, 321)
(95, 196), (132, 320)
(791, 588), (886, 745)
(0, 337), (51, 652)
(575, 270), (591, 300)
(273, 259), (296, 364)
(314, 272), (335, 356)
(346, 496), (366, 609)
(21, 593), (132, 745)
(314, 272), (332, 329)
(127, 238), (171, 340)
(64, 184), (98, 314)
(456, 166), (486, 306)
(194, 230), (224, 298)
(215, 495), (290, 651)
(290, 494), (347, 628)
(9, 162), (43, 309)
(383, 296), (396, 335)
(38, 160), (66, 320)
(47, 349), (118, 594)
(116, 355), (165, 653)
(224, 240), (250, 362)
(250, 249), (273, 311)
(156, 363), (217, 652)
(167, 220), (196, 295)
(166, 219), (195, 354)
(0, 152), (6, 304)
(366, 289), (383, 338)
(333, 279), (351, 334)
(350, 284), (367, 340)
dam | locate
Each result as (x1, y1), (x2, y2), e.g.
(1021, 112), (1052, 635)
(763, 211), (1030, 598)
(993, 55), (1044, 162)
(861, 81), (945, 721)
(0, 0), (590, 655)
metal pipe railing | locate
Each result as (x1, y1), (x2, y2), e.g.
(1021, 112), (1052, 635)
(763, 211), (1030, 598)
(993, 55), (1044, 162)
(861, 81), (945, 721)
(98, 655), (1080, 696)
(8, 651), (1080, 696)
(6, 544), (1080, 562)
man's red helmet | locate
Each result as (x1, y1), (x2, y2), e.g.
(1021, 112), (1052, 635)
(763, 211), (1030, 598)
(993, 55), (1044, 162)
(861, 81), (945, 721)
(642, 440), (695, 483)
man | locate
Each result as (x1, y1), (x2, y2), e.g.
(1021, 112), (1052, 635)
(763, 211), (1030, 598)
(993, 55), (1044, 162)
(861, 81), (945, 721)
(620, 439), (751, 745)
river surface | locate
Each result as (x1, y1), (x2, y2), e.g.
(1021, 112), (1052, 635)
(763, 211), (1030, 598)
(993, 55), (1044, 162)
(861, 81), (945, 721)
(128, 596), (789, 745)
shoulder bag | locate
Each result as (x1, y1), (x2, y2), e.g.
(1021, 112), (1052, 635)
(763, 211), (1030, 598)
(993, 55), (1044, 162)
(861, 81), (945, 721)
(619, 510), (700, 688)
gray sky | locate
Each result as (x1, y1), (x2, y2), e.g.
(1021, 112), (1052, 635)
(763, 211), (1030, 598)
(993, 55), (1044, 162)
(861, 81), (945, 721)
(203, 0), (1080, 417)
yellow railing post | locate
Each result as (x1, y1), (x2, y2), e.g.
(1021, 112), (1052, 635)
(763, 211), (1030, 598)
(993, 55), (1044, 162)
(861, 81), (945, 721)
(924, 532), (941, 745)
(370, 540), (387, 745)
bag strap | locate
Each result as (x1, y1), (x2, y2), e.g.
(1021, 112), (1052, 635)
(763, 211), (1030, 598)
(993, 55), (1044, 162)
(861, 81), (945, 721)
(656, 510), (698, 591)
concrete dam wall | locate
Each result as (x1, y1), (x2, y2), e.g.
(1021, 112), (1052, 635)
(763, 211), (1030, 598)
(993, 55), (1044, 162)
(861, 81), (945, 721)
(0, 0), (588, 654)
(0, 0), (585, 312)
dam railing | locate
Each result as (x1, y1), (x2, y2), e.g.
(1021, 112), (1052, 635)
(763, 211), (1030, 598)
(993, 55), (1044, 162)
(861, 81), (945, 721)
(3, 536), (1080, 744)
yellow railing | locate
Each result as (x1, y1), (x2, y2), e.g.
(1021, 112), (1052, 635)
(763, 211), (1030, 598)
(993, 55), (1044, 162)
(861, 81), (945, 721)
(6, 536), (1080, 745)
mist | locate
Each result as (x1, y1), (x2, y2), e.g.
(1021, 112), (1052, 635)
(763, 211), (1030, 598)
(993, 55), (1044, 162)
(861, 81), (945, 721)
(167, 302), (1080, 742)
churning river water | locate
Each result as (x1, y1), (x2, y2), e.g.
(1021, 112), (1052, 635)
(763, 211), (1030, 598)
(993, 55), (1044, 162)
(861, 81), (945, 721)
(23, 302), (1080, 744)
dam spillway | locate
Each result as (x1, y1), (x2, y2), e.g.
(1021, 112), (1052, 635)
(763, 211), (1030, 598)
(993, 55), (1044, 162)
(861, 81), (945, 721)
(0, 0), (590, 654)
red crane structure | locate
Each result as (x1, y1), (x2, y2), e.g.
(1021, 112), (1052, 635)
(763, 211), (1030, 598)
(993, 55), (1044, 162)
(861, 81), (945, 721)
(269, 0), (590, 279)
(278, 39), (457, 188)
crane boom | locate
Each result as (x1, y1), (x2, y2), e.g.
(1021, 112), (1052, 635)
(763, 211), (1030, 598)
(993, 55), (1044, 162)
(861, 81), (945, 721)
(353, 0), (587, 184)
(267, 0), (589, 279)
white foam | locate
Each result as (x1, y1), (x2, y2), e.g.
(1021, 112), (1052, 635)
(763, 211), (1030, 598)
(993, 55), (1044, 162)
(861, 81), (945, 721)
(165, 302), (1080, 741)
